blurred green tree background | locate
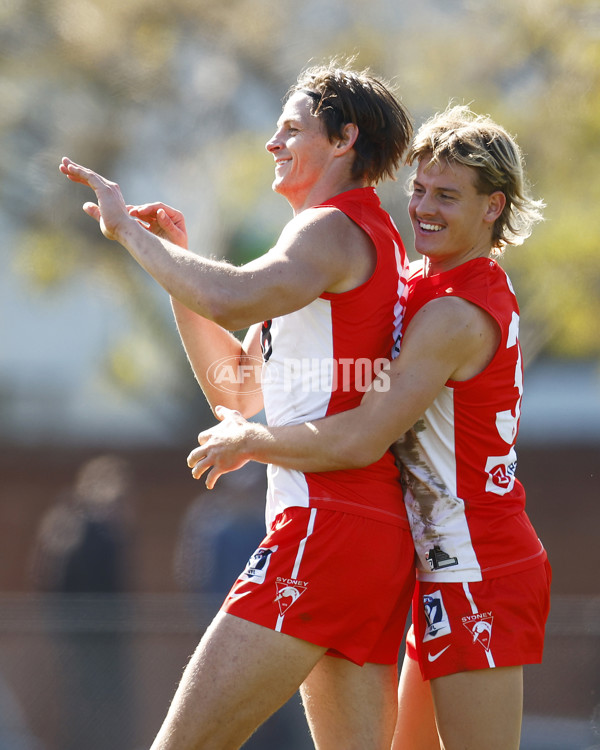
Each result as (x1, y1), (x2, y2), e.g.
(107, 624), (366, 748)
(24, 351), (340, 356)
(2, 0), (599, 438)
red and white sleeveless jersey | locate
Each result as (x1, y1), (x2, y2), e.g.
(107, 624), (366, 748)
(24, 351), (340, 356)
(393, 257), (546, 582)
(261, 187), (409, 528)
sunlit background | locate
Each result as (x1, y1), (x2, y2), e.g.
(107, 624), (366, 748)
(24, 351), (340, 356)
(1, 1), (599, 748)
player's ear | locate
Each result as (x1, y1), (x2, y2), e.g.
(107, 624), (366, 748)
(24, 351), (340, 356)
(335, 123), (359, 154)
(485, 190), (506, 223)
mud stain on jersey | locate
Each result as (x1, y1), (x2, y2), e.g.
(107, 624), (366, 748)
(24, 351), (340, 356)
(392, 423), (463, 553)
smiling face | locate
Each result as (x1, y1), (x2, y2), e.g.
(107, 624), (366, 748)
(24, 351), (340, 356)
(408, 155), (506, 274)
(265, 91), (343, 212)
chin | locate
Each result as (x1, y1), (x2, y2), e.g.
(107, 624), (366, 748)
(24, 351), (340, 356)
(272, 180), (286, 196)
(413, 240), (431, 256)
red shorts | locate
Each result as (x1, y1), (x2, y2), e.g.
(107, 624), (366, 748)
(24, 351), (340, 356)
(406, 559), (552, 680)
(221, 506), (415, 666)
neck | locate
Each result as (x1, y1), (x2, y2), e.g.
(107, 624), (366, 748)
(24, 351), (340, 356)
(423, 248), (492, 277)
(288, 177), (367, 215)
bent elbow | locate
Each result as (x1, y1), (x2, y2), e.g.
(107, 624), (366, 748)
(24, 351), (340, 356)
(206, 288), (261, 330)
(203, 295), (247, 331)
(338, 436), (385, 470)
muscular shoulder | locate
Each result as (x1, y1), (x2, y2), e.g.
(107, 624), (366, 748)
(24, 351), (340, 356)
(281, 206), (360, 246)
(278, 206), (376, 293)
(406, 296), (501, 381)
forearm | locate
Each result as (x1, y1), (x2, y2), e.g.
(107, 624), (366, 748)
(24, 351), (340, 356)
(240, 409), (388, 472)
(171, 299), (263, 417)
(192, 304), (472, 488)
(60, 159), (304, 329)
(190, 378), (417, 488)
(61, 162), (354, 333)
(232, 367), (430, 472)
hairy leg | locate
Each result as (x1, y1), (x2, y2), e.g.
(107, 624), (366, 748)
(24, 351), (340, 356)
(150, 611), (326, 750)
(431, 666), (523, 750)
(300, 655), (399, 750)
(392, 652), (440, 750)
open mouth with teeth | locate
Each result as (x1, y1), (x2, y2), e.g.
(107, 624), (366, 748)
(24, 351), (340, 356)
(418, 221), (443, 232)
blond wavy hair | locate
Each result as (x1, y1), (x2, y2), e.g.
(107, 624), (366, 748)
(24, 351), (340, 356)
(407, 104), (545, 254)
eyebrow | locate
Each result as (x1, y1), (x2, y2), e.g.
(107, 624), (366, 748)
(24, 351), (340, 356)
(414, 178), (461, 195)
(276, 116), (300, 129)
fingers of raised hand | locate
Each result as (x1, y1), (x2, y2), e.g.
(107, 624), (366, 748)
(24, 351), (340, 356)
(61, 162), (127, 229)
(157, 203), (185, 225)
(127, 204), (187, 244)
(128, 203), (163, 219)
(60, 157), (111, 190)
(82, 202), (101, 222)
(59, 158), (89, 185)
(127, 205), (158, 232)
(156, 208), (176, 229)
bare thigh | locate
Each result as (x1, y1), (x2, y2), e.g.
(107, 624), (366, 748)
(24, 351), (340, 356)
(151, 611), (326, 750)
(431, 666), (523, 750)
(301, 655), (399, 750)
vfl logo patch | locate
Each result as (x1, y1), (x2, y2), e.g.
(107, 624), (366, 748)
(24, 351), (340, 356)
(462, 612), (494, 651)
(274, 577), (307, 615)
(240, 546), (278, 584)
(422, 591), (452, 642)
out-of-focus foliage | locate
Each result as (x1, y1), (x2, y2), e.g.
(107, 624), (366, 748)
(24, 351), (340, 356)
(377, 0), (600, 362)
(1, 0), (599, 434)
(1, 0), (292, 430)
(469, 0), (600, 363)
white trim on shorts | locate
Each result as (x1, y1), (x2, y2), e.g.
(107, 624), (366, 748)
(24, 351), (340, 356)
(275, 507), (318, 633)
(462, 582), (496, 668)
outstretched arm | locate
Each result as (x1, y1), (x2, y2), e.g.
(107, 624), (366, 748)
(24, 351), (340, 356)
(59, 157), (370, 331)
(188, 295), (499, 488)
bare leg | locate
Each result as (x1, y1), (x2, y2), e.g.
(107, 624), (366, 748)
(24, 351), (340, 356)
(150, 611), (326, 750)
(392, 652), (440, 750)
(431, 666), (523, 750)
(300, 655), (399, 750)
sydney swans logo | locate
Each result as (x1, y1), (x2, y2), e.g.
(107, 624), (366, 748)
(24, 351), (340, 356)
(274, 577), (308, 615)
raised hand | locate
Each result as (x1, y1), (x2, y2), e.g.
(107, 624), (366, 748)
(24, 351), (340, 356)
(59, 157), (135, 243)
(128, 203), (188, 248)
